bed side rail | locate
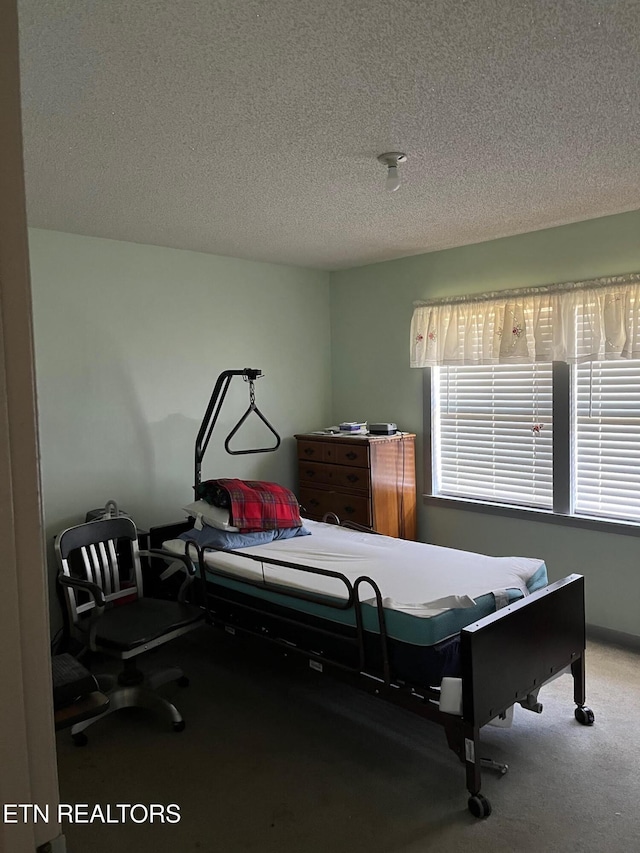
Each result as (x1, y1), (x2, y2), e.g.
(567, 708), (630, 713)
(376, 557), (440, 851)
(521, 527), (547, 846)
(194, 542), (357, 609)
(189, 540), (392, 680)
(460, 574), (585, 728)
(321, 513), (382, 535)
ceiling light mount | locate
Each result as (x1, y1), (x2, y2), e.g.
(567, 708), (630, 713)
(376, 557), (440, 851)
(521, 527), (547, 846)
(377, 152), (407, 193)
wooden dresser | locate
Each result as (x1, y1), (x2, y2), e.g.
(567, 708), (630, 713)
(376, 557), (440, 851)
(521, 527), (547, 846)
(294, 432), (416, 540)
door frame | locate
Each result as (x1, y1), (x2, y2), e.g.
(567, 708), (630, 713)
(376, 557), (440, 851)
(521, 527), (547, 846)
(0, 1), (62, 850)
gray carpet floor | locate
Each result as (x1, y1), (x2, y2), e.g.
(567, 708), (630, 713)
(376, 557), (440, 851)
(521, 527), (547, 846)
(56, 630), (640, 852)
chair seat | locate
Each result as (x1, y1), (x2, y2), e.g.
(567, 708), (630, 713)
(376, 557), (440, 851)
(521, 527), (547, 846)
(52, 653), (100, 708)
(52, 653), (110, 731)
(94, 599), (204, 651)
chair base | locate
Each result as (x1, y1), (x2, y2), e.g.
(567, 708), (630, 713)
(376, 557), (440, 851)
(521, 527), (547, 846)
(70, 666), (188, 741)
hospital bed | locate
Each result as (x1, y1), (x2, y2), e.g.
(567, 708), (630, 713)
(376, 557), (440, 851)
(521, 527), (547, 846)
(147, 368), (594, 817)
(151, 514), (594, 819)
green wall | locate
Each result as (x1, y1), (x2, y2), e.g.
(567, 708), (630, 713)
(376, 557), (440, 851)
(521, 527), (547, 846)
(29, 212), (640, 638)
(330, 210), (640, 637)
(29, 229), (332, 627)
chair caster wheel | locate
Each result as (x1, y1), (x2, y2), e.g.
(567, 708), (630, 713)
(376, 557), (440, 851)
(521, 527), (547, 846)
(468, 794), (492, 819)
(172, 720), (186, 733)
(575, 705), (595, 725)
(177, 676), (190, 687)
(72, 732), (88, 747)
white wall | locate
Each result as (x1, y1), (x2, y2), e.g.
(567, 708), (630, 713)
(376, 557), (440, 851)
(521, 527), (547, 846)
(29, 228), (332, 629)
(330, 210), (640, 638)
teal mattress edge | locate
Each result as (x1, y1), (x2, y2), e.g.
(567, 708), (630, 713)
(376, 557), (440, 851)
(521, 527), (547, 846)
(204, 561), (549, 647)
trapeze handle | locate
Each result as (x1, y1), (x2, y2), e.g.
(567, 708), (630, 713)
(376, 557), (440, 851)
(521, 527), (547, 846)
(224, 403), (281, 455)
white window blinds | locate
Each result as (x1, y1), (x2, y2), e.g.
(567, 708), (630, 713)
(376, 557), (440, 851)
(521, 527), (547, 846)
(574, 359), (640, 522)
(434, 364), (553, 509)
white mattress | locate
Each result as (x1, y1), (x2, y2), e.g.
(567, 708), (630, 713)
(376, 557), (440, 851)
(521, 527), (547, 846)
(162, 520), (545, 619)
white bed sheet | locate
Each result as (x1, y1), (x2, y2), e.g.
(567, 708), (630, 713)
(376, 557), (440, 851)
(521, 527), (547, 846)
(163, 519), (545, 619)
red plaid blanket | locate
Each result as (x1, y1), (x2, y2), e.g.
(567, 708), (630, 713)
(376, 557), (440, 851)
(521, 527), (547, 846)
(214, 479), (302, 532)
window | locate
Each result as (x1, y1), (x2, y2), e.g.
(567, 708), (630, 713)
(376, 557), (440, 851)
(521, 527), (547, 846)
(413, 272), (640, 528)
(574, 359), (640, 522)
(434, 364), (553, 509)
(430, 358), (640, 526)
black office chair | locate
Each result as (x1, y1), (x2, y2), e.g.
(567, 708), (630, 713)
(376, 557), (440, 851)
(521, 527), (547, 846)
(56, 516), (204, 745)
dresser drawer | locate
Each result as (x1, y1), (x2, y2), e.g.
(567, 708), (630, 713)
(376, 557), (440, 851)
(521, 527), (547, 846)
(334, 443), (369, 468)
(297, 441), (339, 463)
(325, 464), (370, 492)
(298, 460), (331, 485)
(297, 440), (324, 462)
(299, 487), (371, 527)
(300, 460), (369, 492)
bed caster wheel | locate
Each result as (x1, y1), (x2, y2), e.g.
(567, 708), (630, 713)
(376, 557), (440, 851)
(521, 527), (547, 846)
(177, 676), (190, 687)
(575, 705), (595, 726)
(468, 794), (492, 819)
(72, 732), (88, 747)
(172, 720), (186, 733)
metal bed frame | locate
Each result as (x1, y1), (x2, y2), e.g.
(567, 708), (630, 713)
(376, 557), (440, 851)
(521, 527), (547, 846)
(157, 366), (594, 818)
(149, 519), (594, 819)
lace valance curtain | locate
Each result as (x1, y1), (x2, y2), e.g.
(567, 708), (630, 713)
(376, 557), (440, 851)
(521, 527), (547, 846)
(410, 273), (640, 367)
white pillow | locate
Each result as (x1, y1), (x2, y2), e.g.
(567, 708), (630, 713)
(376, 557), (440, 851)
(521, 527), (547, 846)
(182, 500), (239, 532)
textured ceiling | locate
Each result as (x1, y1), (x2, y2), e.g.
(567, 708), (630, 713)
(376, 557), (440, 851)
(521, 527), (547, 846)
(18, 0), (640, 270)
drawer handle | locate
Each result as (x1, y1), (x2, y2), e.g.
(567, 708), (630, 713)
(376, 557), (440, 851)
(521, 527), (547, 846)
(346, 474), (359, 483)
(309, 499), (320, 507)
(304, 448), (315, 456)
(344, 505), (355, 514)
(305, 470), (316, 478)
(346, 451), (357, 460)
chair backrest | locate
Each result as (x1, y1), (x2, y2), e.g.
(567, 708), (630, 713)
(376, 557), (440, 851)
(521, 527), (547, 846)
(56, 517), (143, 626)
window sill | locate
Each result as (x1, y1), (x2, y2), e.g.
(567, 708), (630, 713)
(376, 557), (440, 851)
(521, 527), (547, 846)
(422, 494), (640, 538)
